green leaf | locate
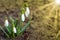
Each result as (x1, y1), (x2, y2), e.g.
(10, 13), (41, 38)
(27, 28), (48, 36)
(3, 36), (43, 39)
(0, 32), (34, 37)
(0, 26), (9, 38)
(5, 26), (12, 34)
(9, 16), (15, 37)
(14, 19), (19, 27)
(16, 26), (20, 35)
(20, 22), (30, 34)
(9, 17), (14, 24)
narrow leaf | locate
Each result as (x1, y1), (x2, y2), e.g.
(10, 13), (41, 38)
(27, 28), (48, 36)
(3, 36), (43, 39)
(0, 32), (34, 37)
(0, 26), (9, 38)
(20, 22), (30, 33)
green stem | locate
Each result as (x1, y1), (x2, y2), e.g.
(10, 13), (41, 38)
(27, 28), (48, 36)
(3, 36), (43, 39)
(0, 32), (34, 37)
(20, 13), (22, 30)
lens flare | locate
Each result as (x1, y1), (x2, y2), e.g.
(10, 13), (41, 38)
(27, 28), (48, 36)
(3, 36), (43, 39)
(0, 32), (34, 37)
(55, 0), (60, 5)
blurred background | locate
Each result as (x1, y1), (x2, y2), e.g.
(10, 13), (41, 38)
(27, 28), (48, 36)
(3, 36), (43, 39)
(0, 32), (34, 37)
(0, 0), (60, 40)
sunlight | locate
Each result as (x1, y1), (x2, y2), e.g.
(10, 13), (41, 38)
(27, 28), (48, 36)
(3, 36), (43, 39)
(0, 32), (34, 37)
(55, 0), (60, 5)
(48, 6), (56, 17)
(40, 2), (54, 10)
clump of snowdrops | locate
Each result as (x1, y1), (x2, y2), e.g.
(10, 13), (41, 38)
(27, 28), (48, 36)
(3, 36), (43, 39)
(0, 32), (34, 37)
(0, 3), (30, 38)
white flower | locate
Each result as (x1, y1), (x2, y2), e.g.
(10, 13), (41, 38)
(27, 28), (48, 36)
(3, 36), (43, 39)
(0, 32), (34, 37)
(21, 14), (25, 21)
(25, 7), (30, 17)
(5, 19), (9, 27)
(13, 27), (16, 33)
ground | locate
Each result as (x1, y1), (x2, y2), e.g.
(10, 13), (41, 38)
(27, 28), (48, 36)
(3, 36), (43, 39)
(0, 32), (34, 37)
(0, 0), (60, 40)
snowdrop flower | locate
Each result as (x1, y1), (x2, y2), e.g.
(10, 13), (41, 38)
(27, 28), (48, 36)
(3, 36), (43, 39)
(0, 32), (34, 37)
(25, 7), (30, 17)
(13, 27), (16, 33)
(5, 19), (9, 27)
(21, 14), (25, 21)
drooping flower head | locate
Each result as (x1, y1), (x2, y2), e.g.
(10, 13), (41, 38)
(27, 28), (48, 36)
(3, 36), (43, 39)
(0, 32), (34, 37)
(21, 8), (25, 22)
(13, 27), (16, 33)
(21, 14), (25, 22)
(5, 17), (9, 27)
(25, 7), (30, 17)
(24, 3), (30, 17)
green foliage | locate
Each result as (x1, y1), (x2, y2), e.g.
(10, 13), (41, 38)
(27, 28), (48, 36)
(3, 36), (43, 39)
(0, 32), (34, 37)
(0, 3), (30, 38)
(0, 15), (30, 38)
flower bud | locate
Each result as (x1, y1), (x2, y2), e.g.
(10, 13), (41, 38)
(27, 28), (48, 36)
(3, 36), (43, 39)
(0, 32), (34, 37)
(13, 27), (16, 33)
(5, 19), (9, 27)
(21, 14), (25, 21)
(25, 7), (30, 17)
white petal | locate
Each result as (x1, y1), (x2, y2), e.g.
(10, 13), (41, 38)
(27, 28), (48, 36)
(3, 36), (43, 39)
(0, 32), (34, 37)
(5, 19), (9, 27)
(21, 14), (25, 21)
(25, 11), (28, 17)
(13, 27), (16, 33)
(26, 7), (30, 15)
(25, 7), (30, 17)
